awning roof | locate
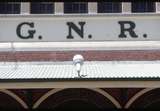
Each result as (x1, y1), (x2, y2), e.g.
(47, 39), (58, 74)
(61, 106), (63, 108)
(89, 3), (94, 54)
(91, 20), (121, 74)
(0, 61), (160, 81)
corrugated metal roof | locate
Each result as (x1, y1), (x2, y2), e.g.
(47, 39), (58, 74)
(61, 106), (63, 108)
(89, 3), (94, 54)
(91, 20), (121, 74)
(0, 61), (160, 81)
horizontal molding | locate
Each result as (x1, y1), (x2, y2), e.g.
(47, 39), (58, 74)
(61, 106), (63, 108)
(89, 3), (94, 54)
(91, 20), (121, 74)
(1, 41), (160, 51)
(0, 13), (159, 17)
(0, 81), (160, 89)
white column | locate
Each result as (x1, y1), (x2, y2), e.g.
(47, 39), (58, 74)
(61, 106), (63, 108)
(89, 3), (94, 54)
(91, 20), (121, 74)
(55, 2), (64, 14)
(88, 2), (97, 14)
(122, 2), (131, 13)
(156, 2), (160, 13)
(20, 2), (30, 14)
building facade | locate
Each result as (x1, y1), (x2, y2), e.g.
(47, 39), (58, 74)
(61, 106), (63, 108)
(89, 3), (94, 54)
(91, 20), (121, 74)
(0, 2), (160, 110)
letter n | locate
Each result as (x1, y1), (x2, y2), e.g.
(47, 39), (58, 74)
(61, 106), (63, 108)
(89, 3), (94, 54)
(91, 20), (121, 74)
(66, 22), (85, 39)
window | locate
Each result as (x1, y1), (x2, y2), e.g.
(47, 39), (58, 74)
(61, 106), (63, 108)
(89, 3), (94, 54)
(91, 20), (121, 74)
(0, 2), (20, 14)
(132, 2), (155, 13)
(98, 2), (122, 13)
(30, 2), (54, 14)
(64, 2), (88, 13)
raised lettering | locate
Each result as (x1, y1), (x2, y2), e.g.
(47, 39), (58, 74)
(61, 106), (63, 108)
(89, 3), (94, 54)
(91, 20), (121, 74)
(118, 21), (138, 38)
(66, 22), (85, 39)
(16, 22), (36, 39)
